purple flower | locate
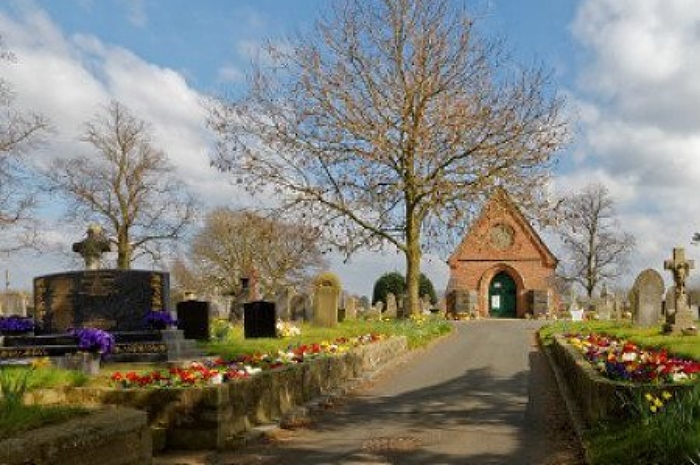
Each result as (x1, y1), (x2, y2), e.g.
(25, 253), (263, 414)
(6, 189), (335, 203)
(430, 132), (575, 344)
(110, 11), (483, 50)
(0, 316), (35, 334)
(144, 310), (177, 329)
(69, 327), (115, 355)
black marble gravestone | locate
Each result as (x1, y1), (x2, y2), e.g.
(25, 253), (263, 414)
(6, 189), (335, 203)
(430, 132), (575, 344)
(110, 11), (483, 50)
(33, 270), (170, 333)
(176, 300), (210, 340)
(243, 301), (276, 338)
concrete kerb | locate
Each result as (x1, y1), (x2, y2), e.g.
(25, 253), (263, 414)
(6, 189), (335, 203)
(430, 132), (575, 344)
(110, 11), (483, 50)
(537, 333), (593, 465)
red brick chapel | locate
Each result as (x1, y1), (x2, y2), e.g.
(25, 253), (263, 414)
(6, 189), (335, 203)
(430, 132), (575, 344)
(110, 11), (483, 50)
(446, 188), (558, 318)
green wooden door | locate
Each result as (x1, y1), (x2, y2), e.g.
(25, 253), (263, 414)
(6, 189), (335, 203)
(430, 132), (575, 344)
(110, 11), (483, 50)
(489, 272), (517, 318)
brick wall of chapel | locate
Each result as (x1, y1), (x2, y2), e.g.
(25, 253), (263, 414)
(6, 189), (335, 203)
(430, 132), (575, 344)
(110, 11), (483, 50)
(447, 202), (557, 316)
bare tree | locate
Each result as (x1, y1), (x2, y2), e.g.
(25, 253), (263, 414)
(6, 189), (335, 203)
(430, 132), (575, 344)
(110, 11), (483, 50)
(175, 208), (327, 297)
(208, 0), (567, 314)
(0, 39), (50, 251)
(45, 100), (196, 269)
(557, 183), (635, 298)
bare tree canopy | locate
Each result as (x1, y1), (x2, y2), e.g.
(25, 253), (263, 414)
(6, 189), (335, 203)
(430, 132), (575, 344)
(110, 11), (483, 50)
(0, 38), (50, 250)
(557, 182), (635, 298)
(174, 208), (327, 298)
(45, 100), (197, 269)
(208, 0), (568, 313)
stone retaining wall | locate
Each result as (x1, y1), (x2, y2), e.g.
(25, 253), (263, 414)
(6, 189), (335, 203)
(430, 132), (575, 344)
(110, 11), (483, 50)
(25, 336), (408, 450)
(0, 408), (150, 465)
(550, 334), (691, 426)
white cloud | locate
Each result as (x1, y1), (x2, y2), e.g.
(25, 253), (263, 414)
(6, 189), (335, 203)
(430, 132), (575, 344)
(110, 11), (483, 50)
(0, 3), (252, 291)
(561, 0), (700, 289)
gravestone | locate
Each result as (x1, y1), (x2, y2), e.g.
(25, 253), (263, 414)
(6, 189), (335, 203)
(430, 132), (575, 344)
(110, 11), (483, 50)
(631, 269), (665, 327)
(365, 301), (382, 320)
(33, 270), (170, 333)
(176, 300), (210, 341)
(420, 295), (432, 314)
(385, 293), (398, 318)
(664, 247), (696, 334)
(345, 296), (357, 321)
(243, 301), (276, 338)
(0, 291), (29, 317)
(312, 272), (341, 327)
(446, 289), (478, 317)
(313, 288), (339, 327)
(72, 224), (111, 270)
(275, 287), (294, 322)
(597, 287), (614, 321)
(290, 294), (311, 321)
(664, 287), (676, 316)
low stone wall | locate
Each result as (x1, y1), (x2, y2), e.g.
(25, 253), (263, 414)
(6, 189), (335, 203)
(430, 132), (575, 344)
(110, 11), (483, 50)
(26, 336), (408, 450)
(0, 408), (151, 465)
(550, 334), (691, 426)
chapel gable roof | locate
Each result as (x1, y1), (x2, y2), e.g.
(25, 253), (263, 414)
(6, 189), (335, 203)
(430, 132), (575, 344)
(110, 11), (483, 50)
(448, 187), (558, 268)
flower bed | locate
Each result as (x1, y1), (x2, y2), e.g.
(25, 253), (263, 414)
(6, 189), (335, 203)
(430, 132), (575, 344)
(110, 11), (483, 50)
(0, 316), (34, 335)
(26, 334), (405, 450)
(549, 333), (699, 426)
(566, 333), (700, 384)
(109, 333), (383, 389)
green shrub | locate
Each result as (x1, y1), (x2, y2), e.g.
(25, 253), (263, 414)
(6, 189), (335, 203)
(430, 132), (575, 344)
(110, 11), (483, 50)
(372, 272), (406, 308)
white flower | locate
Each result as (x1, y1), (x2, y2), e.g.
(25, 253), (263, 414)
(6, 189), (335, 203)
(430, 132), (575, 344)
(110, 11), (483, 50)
(621, 352), (638, 362)
(244, 365), (262, 375)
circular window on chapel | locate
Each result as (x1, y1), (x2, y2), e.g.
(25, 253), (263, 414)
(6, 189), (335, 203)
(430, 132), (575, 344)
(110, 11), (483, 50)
(489, 223), (514, 250)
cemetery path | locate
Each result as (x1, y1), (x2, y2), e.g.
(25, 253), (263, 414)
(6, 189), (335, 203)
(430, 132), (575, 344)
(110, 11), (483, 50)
(156, 320), (586, 465)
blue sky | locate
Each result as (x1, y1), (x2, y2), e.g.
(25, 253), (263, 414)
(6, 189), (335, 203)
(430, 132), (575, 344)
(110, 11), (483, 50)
(1, 0), (700, 297)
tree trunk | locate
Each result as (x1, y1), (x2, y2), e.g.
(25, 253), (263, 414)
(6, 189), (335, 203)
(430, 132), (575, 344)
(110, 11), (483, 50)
(404, 217), (422, 316)
(117, 231), (131, 269)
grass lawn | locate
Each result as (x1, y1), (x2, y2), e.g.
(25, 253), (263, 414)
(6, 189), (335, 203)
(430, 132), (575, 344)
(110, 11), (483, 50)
(204, 315), (452, 359)
(540, 320), (700, 465)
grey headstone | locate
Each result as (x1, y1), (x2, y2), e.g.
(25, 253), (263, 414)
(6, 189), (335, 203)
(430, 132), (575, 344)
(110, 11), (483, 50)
(385, 293), (397, 318)
(345, 297), (357, 321)
(632, 269), (665, 327)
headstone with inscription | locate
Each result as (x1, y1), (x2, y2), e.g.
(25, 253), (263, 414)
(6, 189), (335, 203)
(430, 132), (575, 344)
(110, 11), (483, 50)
(33, 270), (170, 333)
(631, 269), (665, 327)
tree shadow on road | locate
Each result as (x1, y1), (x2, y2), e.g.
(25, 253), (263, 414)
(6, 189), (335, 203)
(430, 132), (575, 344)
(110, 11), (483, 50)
(214, 346), (586, 465)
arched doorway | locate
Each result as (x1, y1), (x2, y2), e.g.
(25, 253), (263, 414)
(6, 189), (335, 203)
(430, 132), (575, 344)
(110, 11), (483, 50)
(489, 271), (517, 318)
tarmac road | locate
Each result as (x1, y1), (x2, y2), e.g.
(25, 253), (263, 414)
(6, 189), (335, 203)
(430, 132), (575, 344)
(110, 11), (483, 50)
(156, 320), (587, 465)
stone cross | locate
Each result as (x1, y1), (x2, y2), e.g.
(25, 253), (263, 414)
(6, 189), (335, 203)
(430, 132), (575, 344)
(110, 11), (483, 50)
(664, 247), (694, 302)
(72, 224), (111, 270)
(663, 247), (696, 334)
